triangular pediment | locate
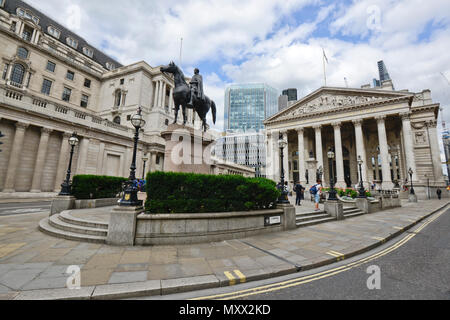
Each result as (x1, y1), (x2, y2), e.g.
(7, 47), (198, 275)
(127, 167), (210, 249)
(266, 87), (413, 123)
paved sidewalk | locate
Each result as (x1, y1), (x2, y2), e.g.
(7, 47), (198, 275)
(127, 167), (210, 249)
(0, 199), (448, 300)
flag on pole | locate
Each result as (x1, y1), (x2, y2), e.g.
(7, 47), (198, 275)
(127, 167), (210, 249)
(323, 48), (329, 64)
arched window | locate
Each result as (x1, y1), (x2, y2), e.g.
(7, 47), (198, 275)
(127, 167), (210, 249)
(165, 119), (169, 126)
(113, 116), (121, 124)
(17, 47), (29, 59)
(114, 90), (122, 107)
(11, 63), (25, 84)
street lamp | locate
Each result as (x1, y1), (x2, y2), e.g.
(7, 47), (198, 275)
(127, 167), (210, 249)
(120, 107), (146, 206)
(328, 149), (338, 200)
(357, 156), (366, 198)
(142, 155), (149, 180)
(408, 168), (415, 195)
(278, 136), (289, 204)
(59, 132), (79, 196)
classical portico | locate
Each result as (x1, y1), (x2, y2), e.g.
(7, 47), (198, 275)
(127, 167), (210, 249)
(264, 86), (446, 199)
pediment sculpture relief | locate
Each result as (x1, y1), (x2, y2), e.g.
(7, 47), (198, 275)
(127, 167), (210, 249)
(281, 94), (387, 119)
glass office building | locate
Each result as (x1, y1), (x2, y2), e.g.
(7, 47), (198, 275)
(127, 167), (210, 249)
(224, 83), (279, 132)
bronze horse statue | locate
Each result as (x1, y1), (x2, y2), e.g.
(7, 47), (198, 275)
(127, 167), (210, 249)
(160, 62), (216, 132)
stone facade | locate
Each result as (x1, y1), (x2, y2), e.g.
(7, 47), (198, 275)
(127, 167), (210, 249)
(264, 85), (446, 200)
(0, 1), (252, 194)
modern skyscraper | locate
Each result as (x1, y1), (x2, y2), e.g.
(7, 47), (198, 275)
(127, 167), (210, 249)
(373, 60), (395, 90)
(224, 83), (278, 132)
(282, 88), (298, 102)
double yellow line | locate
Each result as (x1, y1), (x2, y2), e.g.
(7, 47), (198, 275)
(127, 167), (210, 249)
(191, 207), (447, 300)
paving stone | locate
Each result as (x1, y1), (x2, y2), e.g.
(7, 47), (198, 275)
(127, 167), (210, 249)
(115, 263), (149, 272)
(92, 280), (161, 299)
(21, 276), (68, 290)
(14, 287), (95, 300)
(161, 275), (219, 295)
(0, 268), (44, 290)
(108, 271), (148, 284)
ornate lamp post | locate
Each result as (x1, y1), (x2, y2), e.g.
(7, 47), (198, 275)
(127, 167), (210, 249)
(142, 155), (149, 180)
(278, 136), (289, 204)
(328, 149), (338, 200)
(59, 133), (79, 196)
(357, 156), (367, 198)
(120, 107), (146, 207)
(408, 168), (415, 195)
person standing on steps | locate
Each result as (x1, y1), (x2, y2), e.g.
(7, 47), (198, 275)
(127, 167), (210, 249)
(310, 179), (323, 211)
(294, 181), (305, 206)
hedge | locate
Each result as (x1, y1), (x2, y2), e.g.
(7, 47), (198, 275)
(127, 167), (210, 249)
(145, 172), (280, 214)
(72, 175), (127, 200)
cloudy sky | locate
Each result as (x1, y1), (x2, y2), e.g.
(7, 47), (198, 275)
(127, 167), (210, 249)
(25, 0), (450, 170)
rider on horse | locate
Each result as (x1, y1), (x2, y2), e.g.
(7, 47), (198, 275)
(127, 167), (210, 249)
(187, 68), (204, 108)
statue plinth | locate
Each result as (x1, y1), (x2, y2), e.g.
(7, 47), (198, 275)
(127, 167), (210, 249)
(161, 124), (215, 174)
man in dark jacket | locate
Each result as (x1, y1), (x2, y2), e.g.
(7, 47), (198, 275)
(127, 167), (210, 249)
(294, 181), (305, 206)
(437, 188), (442, 200)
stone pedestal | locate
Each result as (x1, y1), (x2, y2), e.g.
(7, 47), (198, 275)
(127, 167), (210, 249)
(277, 203), (296, 230)
(408, 194), (418, 203)
(161, 124), (215, 174)
(325, 200), (344, 220)
(50, 196), (75, 216)
(107, 206), (143, 246)
(356, 198), (371, 214)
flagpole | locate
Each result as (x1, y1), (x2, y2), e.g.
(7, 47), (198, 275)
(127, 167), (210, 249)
(323, 54), (327, 86)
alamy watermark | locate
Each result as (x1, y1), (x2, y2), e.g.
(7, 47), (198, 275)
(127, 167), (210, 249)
(66, 265), (81, 290)
(366, 5), (382, 32)
(366, 265), (381, 290)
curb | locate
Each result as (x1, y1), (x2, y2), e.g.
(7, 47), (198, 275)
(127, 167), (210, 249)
(8, 201), (450, 300)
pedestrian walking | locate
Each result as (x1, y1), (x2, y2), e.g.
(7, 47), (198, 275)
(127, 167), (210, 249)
(310, 179), (323, 211)
(294, 181), (305, 206)
(437, 188), (442, 200)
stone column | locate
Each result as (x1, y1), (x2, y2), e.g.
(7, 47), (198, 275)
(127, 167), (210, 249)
(96, 142), (106, 175)
(353, 119), (368, 187)
(54, 132), (72, 191)
(333, 122), (346, 188)
(30, 127), (53, 193)
(374, 155), (380, 181)
(266, 132), (273, 180)
(169, 87), (174, 109)
(3, 122), (29, 192)
(376, 116), (394, 189)
(162, 82), (167, 108)
(153, 81), (159, 109)
(400, 113), (418, 182)
(297, 128), (306, 184)
(282, 131), (289, 184)
(150, 151), (157, 172)
(272, 130), (280, 183)
(427, 120), (445, 183)
(76, 137), (90, 175)
(314, 125), (324, 172)
(158, 81), (164, 108)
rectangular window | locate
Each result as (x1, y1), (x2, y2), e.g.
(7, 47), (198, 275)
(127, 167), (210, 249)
(80, 94), (89, 108)
(22, 26), (33, 42)
(62, 87), (71, 102)
(46, 61), (56, 72)
(66, 70), (75, 81)
(41, 79), (52, 95)
(84, 78), (91, 88)
(2, 64), (8, 80)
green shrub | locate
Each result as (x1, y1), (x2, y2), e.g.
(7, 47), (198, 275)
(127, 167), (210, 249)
(72, 175), (127, 200)
(145, 172), (280, 214)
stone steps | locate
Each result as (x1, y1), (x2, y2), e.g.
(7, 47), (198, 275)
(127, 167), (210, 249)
(59, 210), (108, 230)
(296, 216), (336, 228)
(39, 210), (108, 243)
(39, 218), (107, 243)
(296, 210), (335, 228)
(48, 214), (107, 237)
(343, 207), (365, 218)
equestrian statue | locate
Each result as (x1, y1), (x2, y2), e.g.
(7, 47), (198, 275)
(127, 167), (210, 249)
(160, 62), (216, 132)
